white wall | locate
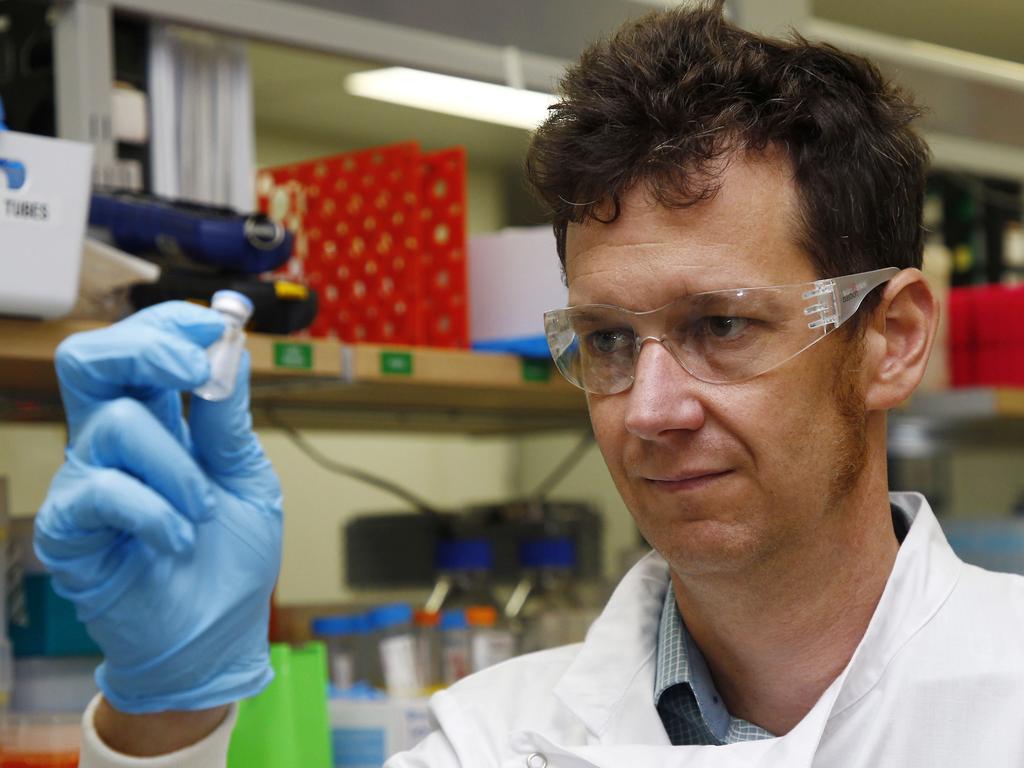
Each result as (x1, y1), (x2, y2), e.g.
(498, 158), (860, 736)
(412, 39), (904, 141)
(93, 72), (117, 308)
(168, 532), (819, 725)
(260, 428), (517, 604)
(0, 424), (66, 518)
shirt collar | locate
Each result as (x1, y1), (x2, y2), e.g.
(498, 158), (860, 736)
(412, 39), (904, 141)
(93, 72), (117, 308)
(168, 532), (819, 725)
(654, 582), (734, 741)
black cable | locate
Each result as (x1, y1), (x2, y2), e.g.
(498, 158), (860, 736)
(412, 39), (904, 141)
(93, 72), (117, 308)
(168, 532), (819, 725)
(529, 430), (596, 501)
(263, 410), (445, 520)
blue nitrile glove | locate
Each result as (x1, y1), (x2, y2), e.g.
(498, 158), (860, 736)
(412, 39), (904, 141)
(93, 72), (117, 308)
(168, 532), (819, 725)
(35, 301), (283, 714)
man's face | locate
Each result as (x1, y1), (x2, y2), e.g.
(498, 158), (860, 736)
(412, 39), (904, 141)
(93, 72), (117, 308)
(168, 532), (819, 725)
(565, 153), (868, 578)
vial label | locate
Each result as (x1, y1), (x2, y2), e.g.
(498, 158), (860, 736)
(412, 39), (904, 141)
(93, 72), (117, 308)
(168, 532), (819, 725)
(441, 639), (470, 685)
(471, 630), (515, 673)
(380, 634), (419, 697)
(330, 653), (355, 690)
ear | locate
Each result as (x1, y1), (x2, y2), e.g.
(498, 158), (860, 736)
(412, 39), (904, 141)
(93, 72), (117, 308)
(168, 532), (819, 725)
(863, 268), (939, 411)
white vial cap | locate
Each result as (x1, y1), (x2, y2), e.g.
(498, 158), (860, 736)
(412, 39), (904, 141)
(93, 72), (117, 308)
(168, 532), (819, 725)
(211, 290), (254, 322)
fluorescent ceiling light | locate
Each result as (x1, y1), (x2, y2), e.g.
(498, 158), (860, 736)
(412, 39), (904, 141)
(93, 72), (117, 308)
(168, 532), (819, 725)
(345, 67), (555, 130)
(806, 18), (1024, 94)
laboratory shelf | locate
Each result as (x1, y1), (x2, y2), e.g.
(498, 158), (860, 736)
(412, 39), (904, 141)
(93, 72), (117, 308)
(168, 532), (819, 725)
(5, 318), (1024, 434)
(903, 388), (1024, 420)
(0, 318), (588, 433)
(891, 387), (1024, 451)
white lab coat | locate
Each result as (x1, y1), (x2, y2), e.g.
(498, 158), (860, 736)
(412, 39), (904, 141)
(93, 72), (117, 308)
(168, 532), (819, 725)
(81, 493), (1024, 767)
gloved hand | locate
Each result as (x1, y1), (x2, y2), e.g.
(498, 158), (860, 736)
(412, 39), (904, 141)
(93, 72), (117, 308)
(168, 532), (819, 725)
(35, 301), (283, 714)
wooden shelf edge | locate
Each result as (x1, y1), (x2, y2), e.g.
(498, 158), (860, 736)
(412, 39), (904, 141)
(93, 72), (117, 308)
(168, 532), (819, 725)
(0, 320), (588, 429)
(340, 342), (575, 393)
(995, 389), (1024, 417)
(904, 387), (1024, 419)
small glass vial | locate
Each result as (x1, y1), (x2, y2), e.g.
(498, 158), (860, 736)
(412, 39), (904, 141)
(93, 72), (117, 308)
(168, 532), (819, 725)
(193, 290), (254, 401)
(312, 615), (361, 691)
(466, 605), (515, 673)
(439, 609), (471, 686)
(371, 603), (420, 698)
(413, 609), (442, 694)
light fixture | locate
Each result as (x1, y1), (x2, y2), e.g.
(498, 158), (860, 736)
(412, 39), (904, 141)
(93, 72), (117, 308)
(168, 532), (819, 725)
(806, 19), (1024, 94)
(344, 67), (556, 130)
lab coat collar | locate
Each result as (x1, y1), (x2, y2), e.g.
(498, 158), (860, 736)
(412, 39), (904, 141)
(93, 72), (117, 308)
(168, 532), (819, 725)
(551, 492), (960, 745)
(552, 545), (671, 744)
(830, 492), (962, 714)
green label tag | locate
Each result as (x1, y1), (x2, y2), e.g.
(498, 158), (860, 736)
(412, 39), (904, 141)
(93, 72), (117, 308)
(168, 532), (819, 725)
(273, 342), (313, 370)
(380, 350), (414, 376)
(521, 358), (551, 382)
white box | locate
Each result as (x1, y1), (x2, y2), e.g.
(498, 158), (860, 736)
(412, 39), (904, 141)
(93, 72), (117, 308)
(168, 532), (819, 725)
(468, 226), (567, 355)
(329, 697), (432, 767)
(0, 130), (93, 318)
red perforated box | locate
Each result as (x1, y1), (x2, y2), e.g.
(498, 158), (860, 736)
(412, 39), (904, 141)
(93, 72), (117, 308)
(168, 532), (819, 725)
(418, 148), (469, 348)
(978, 285), (1024, 386)
(948, 287), (977, 387)
(948, 284), (1024, 388)
(256, 142), (468, 347)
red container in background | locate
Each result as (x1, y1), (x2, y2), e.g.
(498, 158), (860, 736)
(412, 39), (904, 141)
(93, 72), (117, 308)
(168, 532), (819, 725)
(418, 148), (469, 348)
(948, 286), (977, 387)
(256, 142), (468, 347)
(948, 284), (1024, 387)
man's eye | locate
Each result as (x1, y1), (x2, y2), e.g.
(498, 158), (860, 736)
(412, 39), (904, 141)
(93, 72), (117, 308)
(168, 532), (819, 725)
(703, 316), (750, 339)
(586, 329), (633, 354)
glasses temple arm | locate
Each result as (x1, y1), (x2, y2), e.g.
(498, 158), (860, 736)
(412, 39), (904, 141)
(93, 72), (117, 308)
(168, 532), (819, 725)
(804, 267), (900, 330)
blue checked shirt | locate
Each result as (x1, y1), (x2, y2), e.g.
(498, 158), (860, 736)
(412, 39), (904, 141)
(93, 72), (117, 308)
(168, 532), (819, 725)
(654, 584), (774, 745)
(654, 505), (910, 745)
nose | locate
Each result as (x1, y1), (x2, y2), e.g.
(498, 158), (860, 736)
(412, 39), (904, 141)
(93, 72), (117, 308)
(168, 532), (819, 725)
(623, 338), (706, 441)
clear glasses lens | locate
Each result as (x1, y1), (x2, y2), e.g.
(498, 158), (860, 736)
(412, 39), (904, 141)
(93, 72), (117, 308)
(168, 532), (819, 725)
(545, 269), (895, 394)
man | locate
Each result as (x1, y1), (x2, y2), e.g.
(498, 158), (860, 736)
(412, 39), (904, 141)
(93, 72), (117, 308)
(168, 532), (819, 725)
(38, 3), (1024, 767)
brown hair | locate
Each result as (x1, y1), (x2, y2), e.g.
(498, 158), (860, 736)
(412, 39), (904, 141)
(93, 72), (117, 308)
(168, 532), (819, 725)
(524, 0), (929, 305)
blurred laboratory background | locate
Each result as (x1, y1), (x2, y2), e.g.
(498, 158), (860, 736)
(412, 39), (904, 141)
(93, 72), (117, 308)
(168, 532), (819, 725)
(0, 0), (1023, 764)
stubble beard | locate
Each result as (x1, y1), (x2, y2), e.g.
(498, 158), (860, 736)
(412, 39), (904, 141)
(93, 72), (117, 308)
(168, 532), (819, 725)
(826, 334), (870, 509)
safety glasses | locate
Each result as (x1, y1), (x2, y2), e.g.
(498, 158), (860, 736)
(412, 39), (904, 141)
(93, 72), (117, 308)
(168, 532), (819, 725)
(544, 267), (898, 394)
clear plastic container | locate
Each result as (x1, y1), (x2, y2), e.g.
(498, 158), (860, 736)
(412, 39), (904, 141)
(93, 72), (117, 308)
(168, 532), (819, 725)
(413, 610), (441, 694)
(424, 539), (498, 614)
(466, 605), (515, 673)
(0, 711), (81, 767)
(369, 603), (419, 698)
(312, 615), (363, 691)
(505, 537), (591, 654)
(193, 289), (254, 401)
(439, 609), (471, 686)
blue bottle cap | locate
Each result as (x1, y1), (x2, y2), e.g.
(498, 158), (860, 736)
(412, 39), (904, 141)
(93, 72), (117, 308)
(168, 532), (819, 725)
(369, 603), (413, 630)
(312, 615), (360, 636)
(519, 537), (576, 569)
(351, 613), (373, 634)
(439, 608), (468, 631)
(435, 538), (493, 571)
